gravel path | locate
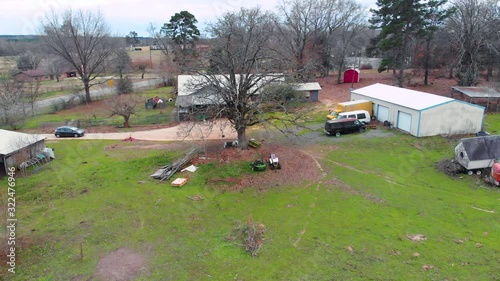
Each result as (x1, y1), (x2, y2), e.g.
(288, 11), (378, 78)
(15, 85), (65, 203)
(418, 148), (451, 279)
(42, 120), (237, 141)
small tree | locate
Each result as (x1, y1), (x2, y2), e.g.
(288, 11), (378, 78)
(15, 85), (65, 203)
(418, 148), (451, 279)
(112, 49), (132, 80)
(16, 51), (42, 70)
(23, 80), (42, 117)
(106, 95), (139, 128)
(116, 77), (133, 95)
(43, 55), (70, 82)
(133, 59), (152, 79)
(125, 31), (140, 46)
(0, 79), (28, 129)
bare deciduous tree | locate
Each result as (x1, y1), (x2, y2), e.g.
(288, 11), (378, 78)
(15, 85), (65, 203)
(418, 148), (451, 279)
(16, 50), (43, 70)
(112, 48), (132, 80)
(448, 0), (499, 86)
(133, 59), (153, 79)
(43, 55), (71, 82)
(183, 7), (309, 149)
(0, 79), (28, 129)
(40, 9), (117, 103)
(23, 80), (42, 117)
(106, 95), (140, 128)
(277, 0), (329, 79)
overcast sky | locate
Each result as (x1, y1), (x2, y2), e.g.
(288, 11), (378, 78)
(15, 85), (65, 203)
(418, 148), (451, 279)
(1, 0), (376, 36)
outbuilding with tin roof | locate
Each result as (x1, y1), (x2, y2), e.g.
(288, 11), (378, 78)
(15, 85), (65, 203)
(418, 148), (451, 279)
(350, 83), (485, 137)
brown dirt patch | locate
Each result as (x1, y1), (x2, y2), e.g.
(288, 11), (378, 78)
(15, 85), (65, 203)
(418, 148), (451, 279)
(94, 248), (146, 281)
(316, 69), (496, 108)
(194, 142), (322, 191)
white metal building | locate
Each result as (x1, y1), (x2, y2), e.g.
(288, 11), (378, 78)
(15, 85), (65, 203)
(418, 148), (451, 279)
(350, 83), (485, 137)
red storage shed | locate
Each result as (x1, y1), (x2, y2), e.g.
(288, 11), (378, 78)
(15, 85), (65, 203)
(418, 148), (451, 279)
(343, 68), (360, 84)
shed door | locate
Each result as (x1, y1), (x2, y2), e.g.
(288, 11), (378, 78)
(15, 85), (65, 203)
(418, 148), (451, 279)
(377, 105), (389, 122)
(397, 111), (412, 132)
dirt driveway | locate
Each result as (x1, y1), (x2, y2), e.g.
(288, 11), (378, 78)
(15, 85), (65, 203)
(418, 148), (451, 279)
(42, 120), (237, 141)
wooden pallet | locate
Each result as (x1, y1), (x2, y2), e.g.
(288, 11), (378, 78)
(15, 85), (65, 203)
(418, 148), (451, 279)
(171, 178), (188, 187)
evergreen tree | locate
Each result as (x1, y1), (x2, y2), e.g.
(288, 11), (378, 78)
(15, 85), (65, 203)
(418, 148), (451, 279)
(161, 11), (200, 69)
(370, 0), (426, 87)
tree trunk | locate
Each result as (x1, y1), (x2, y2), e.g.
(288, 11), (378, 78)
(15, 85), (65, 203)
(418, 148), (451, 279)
(397, 67), (404, 87)
(84, 80), (91, 103)
(123, 116), (130, 128)
(141, 72), (145, 79)
(237, 126), (247, 150)
(337, 59), (344, 84)
(423, 37), (432, 86)
(486, 66), (493, 81)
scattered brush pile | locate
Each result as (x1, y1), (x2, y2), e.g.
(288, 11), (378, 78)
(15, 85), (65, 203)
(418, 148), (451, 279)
(226, 216), (266, 257)
(436, 158), (464, 176)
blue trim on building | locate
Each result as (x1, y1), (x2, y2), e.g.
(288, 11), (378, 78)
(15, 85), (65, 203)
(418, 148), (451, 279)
(417, 111), (422, 137)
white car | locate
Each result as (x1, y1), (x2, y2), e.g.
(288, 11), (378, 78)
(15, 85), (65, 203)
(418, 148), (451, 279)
(337, 110), (371, 124)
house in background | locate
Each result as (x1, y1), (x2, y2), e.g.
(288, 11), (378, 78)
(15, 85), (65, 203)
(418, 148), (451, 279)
(350, 83), (485, 137)
(343, 68), (360, 84)
(13, 69), (53, 82)
(13, 69), (77, 82)
(0, 129), (47, 177)
(451, 86), (500, 112)
(175, 74), (285, 121)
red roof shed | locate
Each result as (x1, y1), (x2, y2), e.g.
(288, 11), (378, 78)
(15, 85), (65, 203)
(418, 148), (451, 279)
(343, 68), (360, 83)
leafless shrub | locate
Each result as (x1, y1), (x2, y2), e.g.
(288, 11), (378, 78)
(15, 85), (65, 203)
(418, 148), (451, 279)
(226, 216), (266, 257)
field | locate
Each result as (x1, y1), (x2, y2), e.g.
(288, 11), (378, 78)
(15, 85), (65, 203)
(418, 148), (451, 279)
(1, 53), (500, 279)
(1, 118), (499, 280)
(21, 87), (177, 132)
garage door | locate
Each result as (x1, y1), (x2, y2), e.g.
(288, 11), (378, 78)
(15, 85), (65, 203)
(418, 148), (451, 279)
(377, 105), (389, 122)
(397, 111), (412, 132)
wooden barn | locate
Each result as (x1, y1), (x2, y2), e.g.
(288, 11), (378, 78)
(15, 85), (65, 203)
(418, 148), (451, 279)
(343, 68), (360, 84)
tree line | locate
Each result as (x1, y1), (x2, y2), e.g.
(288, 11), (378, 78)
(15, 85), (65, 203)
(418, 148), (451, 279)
(1, 0), (499, 147)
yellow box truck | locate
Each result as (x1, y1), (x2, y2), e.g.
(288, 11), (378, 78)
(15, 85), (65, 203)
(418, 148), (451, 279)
(327, 100), (373, 120)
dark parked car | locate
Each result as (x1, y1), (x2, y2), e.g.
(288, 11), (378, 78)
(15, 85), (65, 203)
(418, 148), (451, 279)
(324, 118), (366, 137)
(54, 126), (85, 138)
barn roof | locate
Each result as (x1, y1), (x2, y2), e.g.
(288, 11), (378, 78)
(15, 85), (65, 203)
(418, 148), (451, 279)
(460, 135), (500, 161)
(452, 87), (500, 98)
(351, 83), (454, 110)
(177, 74), (285, 97)
(293, 82), (322, 92)
(14, 69), (51, 77)
(0, 129), (45, 155)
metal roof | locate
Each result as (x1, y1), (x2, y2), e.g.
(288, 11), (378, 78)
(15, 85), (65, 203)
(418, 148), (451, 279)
(0, 129), (46, 155)
(293, 82), (322, 92)
(452, 86), (500, 98)
(460, 135), (500, 161)
(351, 83), (454, 110)
(177, 74), (285, 97)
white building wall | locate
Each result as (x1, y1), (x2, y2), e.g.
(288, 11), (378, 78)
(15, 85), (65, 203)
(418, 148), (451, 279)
(419, 101), (484, 137)
(351, 92), (420, 136)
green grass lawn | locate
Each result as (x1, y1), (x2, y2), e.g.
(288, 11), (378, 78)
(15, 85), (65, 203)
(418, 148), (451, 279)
(22, 87), (177, 129)
(1, 125), (498, 280)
